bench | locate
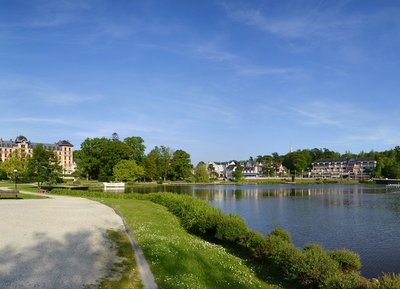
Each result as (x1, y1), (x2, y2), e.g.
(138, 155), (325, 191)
(0, 189), (20, 198)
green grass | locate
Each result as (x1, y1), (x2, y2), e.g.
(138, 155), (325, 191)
(101, 198), (282, 289)
(98, 229), (143, 289)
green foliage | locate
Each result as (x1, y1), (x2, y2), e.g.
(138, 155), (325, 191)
(170, 149), (192, 181)
(215, 214), (248, 242)
(377, 273), (400, 289)
(194, 162), (210, 182)
(268, 227), (292, 243)
(48, 189), (379, 289)
(283, 150), (312, 174)
(143, 149), (158, 181)
(329, 249), (362, 273)
(113, 159), (144, 182)
(239, 230), (268, 258)
(76, 137), (133, 180)
(0, 149), (29, 177)
(103, 199), (276, 289)
(0, 169), (7, 180)
(26, 144), (62, 188)
(234, 164), (244, 181)
(264, 235), (303, 281)
(297, 244), (341, 288)
(123, 136), (146, 165)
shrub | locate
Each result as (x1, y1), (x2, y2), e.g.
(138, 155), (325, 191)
(264, 234), (303, 281)
(214, 213), (248, 242)
(239, 229), (268, 258)
(321, 272), (365, 289)
(267, 226), (292, 243)
(329, 249), (362, 273)
(378, 273), (400, 289)
(297, 243), (341, 288)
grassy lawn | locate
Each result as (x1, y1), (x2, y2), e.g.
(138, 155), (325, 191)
(101, 198), (282, 289)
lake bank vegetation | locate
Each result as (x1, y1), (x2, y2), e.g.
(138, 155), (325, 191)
(49, 188), (400, 289)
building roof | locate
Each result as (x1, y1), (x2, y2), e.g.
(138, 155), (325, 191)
(57, 140), (73, 147)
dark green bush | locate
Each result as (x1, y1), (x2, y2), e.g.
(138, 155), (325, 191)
(239, 229), (268, 258)
(297, 243), (341, 288)
(329, 249), (362, 273)
(264, 234), (303, 281)
(214, 213), (248, 242)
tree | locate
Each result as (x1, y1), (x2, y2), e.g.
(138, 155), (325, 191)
(157, 146), (173, 181)
(0, 149), (29, 177)
(26, 144), (62, 188)
(124, 136), (146, 165)
(194, 162), (209, 182)
(170, 149), (192, 180)
(76, 137), (133, 180)
(113, 160), (144, 182)
(283, 150), (312, 175)
(144, 150), (159, 181)
(234, 164), (243, 182)
(207, 163), (219, 180)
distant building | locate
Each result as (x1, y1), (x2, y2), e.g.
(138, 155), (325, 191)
(0, 135), (75, 174)
(310, 157), (376, 179)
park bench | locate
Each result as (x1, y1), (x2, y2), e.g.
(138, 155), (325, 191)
(0, 189), (20, 198)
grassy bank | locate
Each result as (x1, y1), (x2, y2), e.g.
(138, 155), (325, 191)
(22, 187), (400, 288)
(101, 198), (281, 289)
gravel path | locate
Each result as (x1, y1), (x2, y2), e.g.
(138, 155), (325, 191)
(0, 193), (125, 289)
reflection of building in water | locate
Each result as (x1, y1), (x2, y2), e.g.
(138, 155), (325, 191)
(310, 158), (376, 179)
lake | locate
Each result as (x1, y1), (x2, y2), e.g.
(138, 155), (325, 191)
(125, 183), (400, 278)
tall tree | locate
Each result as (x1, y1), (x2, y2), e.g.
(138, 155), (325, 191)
(76, 137), (133, 180)
(170, 149), (192, 180)
(26, 144), (62, 188)
(144, 150), (159, 181)
(124, 136), (146, 165)
(194, 162), (209, 182)
(157, 146), (173, 181)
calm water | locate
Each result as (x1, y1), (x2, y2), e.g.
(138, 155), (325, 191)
(125, 184), (400, 278)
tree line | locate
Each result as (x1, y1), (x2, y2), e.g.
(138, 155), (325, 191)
(74, 134), (193, 182)
(2, 134), (400, 185)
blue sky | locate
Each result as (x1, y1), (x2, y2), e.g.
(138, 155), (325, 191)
(1, 0), (400, 164)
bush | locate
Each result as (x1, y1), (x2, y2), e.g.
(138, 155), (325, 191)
(239, 229), (268, 258)
(297, 243), (341, 288)
(214, 213), (248, 242)
(322, 272), (366, 289)
(329, 249), (362, 273)
(377, 273), (400, 289)
(264, 235), (303, 281)
(267, 226), (292, 243)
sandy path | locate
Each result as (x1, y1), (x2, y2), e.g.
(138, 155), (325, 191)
(0, 193), (125, 289)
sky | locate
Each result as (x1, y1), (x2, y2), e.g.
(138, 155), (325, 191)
(1, 0), (400, 164)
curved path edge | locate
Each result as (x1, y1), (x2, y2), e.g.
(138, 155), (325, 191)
(108, 205), (158, 289)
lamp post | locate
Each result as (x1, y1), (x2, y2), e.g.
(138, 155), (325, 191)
(13, 169), (18, 190)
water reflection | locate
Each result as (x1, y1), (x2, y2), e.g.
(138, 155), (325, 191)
(125, 183), (399, 278)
